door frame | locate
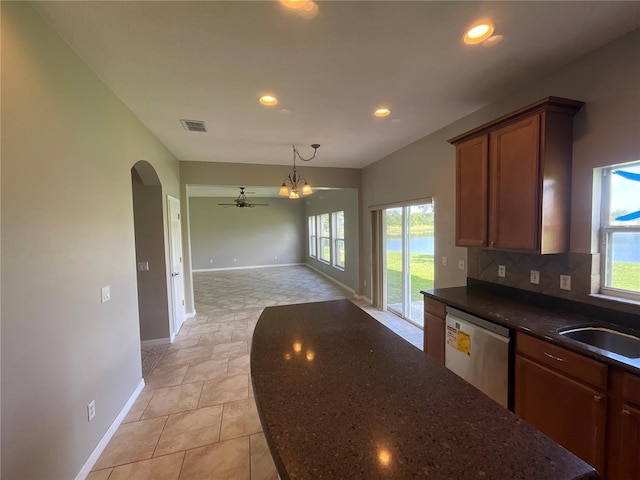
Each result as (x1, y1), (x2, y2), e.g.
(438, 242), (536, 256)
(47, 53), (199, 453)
(167, 195), (185, 339)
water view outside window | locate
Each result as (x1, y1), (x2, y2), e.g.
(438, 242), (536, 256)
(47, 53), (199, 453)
(385, 202), (435, 326)
(601, 161), (640, 299)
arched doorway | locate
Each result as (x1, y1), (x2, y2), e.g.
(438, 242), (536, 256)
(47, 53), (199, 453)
(131, 161), (171, 378)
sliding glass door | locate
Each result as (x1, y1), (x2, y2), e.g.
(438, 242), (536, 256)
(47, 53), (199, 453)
(385, 202), (434, 326)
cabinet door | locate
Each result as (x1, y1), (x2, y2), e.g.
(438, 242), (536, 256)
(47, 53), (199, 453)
(455, 135), (488, 246)
(489, 116), (541, 251)
(619, 404), (640, 480)
(424, 312), (445, 365)
(515, 355), (607, 473)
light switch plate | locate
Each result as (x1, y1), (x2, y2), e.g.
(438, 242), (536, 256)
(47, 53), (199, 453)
(498, 265), (506, 278)
(101, 286), (111, 303)
(442, 256), (448, 266)
(458, 260), (465, 270)
(137, 262), (149, 271)
(530, 270), (540, 284)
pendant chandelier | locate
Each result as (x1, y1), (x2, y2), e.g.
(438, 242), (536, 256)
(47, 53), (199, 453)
(279, 144), (320, 199)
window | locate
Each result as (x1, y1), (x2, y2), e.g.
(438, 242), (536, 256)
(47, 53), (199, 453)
(600, 161), (640, 300)
(319, 213), (331, 263)
(308, 216), (317, 258)
(332, 211), (345, 269)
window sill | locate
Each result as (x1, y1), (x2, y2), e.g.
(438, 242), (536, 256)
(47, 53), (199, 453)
(589, 293), (640, 308)
(333, 266), (345, 272)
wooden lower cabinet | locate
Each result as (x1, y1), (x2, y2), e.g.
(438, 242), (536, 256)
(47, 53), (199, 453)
(424, 312), (445, 364)
(423, 297), (445, 365)
(515, 333), (608, 475)
(515, 354), (607, 473)
(607, 369), (640, 479)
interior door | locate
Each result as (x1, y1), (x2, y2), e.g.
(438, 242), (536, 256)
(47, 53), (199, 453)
(167, 195), (185, 337)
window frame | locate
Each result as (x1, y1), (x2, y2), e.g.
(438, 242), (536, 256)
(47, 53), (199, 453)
(318, 213), (331, 264)
(599, 162), (640, 302)
(332, 211), (345, 270)
(308, 215), (317, 258)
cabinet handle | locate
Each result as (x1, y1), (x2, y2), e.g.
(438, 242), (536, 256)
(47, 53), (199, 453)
(593, 395), (602, 403)
(622, 409), (631, 416)
(543, 351), (567, 363)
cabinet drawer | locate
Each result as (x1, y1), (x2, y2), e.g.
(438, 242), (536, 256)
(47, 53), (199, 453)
(516, 333), (607, 390)
(623, 372), (640, 406)
(423, 297), (446, 318)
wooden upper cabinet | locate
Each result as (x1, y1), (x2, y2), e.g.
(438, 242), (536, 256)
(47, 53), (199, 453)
(456, 135), (489, 246)
(449, 97), (583, 254)
(489, 115), (541, 251)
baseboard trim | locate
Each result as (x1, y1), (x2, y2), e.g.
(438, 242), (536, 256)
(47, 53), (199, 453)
(140, 338), (170, 347)
(193, 263), (304, 273)
(305, 264), (356, 296)
(354, 294), (372, 304)
(74, 379), (145, 480)
(186, 310), (196, 318)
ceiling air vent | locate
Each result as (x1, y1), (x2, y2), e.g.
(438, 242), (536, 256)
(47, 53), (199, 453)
(180, 119), (207, 133)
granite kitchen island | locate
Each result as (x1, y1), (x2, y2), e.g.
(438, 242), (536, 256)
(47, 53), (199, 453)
(250, 299), (598, 479)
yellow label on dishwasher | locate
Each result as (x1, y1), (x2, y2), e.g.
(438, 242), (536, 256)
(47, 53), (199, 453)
(456, 331), (471, 356)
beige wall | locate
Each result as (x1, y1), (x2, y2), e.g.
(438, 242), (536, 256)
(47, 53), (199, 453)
(189, 196), (306, 269)
(132, 170), (171, 341)
(360, 29), (640, 304)
(305, 189), (359, 292)
(179, 161), (361, 313)
(1, 3), (180, 479)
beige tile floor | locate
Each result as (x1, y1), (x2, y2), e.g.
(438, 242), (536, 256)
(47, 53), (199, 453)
(88, 265), (422, 480)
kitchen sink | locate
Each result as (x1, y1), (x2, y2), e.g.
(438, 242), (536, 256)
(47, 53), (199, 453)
(559, 327), (640, 359)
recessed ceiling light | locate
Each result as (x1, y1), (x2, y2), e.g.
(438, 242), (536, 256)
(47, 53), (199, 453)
(374, 108), (391, 117)
(464, 23), (494, 44)
(279, 108), (291, 114)
(482, 34), (504, 47)
(390, 118), (402, 124)
(259, 95), (278, 106)
(279, 0), (309, 9)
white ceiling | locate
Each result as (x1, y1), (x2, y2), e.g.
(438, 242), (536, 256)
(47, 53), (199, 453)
(35, 1), (639, 169)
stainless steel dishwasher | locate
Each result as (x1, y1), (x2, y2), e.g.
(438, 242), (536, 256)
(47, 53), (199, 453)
(445, 307), (511, 408)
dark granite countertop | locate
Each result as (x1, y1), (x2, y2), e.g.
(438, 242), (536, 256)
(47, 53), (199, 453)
(250, 299), (598, 480)
(421, 283), (640, 373)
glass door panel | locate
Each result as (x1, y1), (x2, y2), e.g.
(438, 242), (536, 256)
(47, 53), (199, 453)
(385, 207), (404, 316)
(407, 203), (435, 326)
(384, 202), (435, 327)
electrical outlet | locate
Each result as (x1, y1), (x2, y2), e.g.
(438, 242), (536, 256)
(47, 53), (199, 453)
(442, 256), (448, 266)
(209, 259), (214, 264)
(530, 270), (540, 284)
(274, 256), (278, 260)
(233, 258), (237, 263)
(560, 275), (572, 291)
(498, 265), (506, 278)
(101, 286), (110, 303)
(458, 260), (465, 270)
(87, 400), (96, 421)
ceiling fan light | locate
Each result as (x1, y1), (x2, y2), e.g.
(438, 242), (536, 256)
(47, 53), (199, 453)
(302, 182), (313, 195)
(289, 189), (299, 199)
(279, 183), (289, 196)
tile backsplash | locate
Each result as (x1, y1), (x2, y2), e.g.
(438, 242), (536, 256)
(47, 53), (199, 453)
(467, 249), (637, 315)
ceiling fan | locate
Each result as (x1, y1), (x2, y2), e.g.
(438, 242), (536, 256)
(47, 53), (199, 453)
(218, 187), (269, 208)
